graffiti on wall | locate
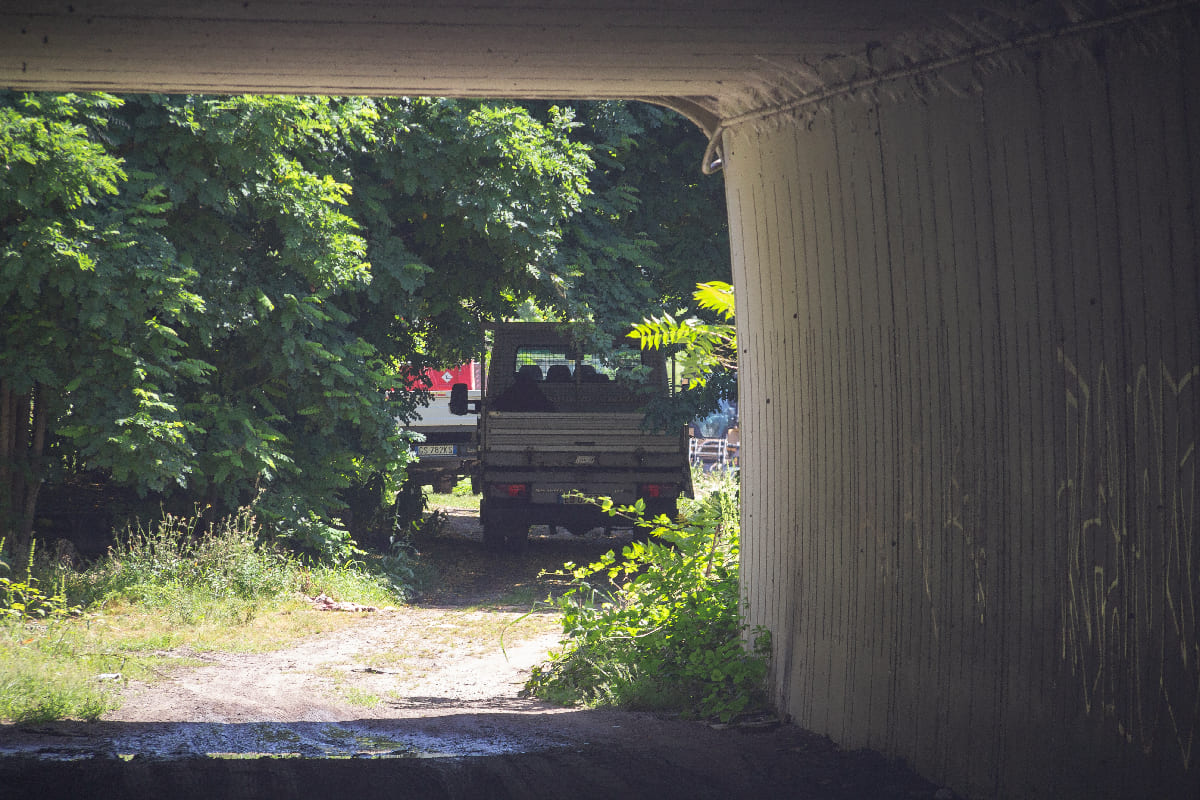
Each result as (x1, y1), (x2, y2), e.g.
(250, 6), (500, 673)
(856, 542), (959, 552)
(1058, 349), (1198, 769)
(906, 453), (989, 641)
(945, 468), (988, 626)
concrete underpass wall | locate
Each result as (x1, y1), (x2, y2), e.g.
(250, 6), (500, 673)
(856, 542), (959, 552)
(725, 8), (1199, 798)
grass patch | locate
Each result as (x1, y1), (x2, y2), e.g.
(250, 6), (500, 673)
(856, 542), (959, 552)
(0, 621), (121, 722)
(300, 561), (409, 611)
(317, 668), (384, 709)
(0, 506), (416, 723)
(337, 686), (383, 708)
(64, 508), (302, 618)
(88, 596), (363, 656)
(423, 477), (480, 512)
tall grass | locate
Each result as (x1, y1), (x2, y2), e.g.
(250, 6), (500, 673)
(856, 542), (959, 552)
(66, 507), (297, 624)
(57, 506), (414, 621)
(1, 506), (417, 722)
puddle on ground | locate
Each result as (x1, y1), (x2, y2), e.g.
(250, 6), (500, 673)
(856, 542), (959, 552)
(2, 721), (559, 761)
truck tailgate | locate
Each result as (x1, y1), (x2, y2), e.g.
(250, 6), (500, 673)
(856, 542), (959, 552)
(483, 412), (683, 455)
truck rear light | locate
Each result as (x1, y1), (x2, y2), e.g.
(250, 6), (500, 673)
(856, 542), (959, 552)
(489, 482), (529, 499)
(639, 483), (678, 499)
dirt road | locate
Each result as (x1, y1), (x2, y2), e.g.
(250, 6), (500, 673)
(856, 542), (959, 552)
(0, 509), (957, 799)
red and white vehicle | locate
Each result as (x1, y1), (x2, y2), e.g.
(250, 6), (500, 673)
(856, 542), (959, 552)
(402, 362), (482, 492)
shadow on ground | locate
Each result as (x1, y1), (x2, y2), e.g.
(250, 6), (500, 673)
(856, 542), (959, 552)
(2, 709), (950, 800)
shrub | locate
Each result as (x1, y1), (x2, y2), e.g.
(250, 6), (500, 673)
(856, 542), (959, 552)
(275, 511), (364, 565)
(524, 482), (770, 722)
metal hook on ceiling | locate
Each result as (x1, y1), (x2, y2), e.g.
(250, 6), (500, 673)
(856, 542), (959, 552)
(701, 125), (725, 175)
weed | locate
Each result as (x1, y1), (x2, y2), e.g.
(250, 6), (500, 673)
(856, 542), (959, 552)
(68, 507), (298, 623)
(0, 644), (118, 722)
(524, 480), (771, 723)
(0, 539), (80, 622)
(0, 540), (117, 722)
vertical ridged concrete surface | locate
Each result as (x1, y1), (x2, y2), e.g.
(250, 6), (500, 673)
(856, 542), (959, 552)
(726, 10), (1199, 798)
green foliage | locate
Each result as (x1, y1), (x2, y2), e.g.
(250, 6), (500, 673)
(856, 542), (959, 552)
(0, 537), (115, 723)
(108, 95), (409, 523)
(343, 97), (593, 363)
(0, 634), (118, 723)
(0, 91), (204, 448)
(632, 280), (738, 431)
(1, 92), (205, 550)
(302, 557), (412, 609)
(274, 512), (363, 566)
(62, 505), (414, 626)
(549, 102), (731, 346)
(79, 508), (297, 619)
(0, 539), (80, 621)
(2, 92), (728, 549)
(524, 479), (770, 722)
(629, 280), (736, 388)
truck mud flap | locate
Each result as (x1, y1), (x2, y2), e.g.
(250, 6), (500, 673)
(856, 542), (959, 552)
(479, 500), (529, 552)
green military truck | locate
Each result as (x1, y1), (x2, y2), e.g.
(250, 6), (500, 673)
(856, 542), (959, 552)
(450, 322), (691, 550)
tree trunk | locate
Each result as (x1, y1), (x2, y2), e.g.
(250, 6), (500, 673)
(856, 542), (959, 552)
(1, 379), (17, 548)
(21, 385), (46, 549)
(0, 380), (46, 556)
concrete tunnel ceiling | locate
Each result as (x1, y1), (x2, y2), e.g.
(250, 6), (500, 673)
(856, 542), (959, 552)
(0, 1), (1134, 139)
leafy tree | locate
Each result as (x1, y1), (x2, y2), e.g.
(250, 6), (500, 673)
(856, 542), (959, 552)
(3, 92), (597, 549)
(550, 102), (730, 347)
(340, 97), (592, 367)
(103, 94), (408, 527)
(3, 91), (726, 553)
(1, 93), (203, 554)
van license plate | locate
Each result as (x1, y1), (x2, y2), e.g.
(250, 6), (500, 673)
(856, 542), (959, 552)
(417, 445), (456, 456)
